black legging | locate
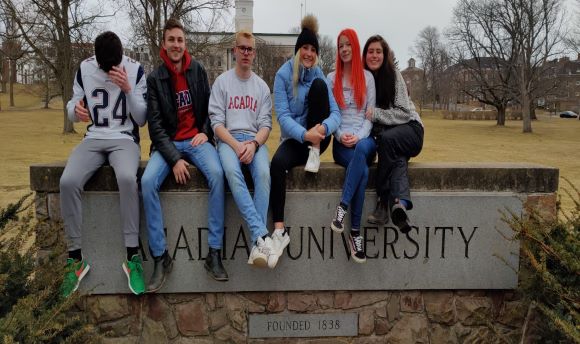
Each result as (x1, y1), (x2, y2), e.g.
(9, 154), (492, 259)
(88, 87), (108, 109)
(373, 120), (423, 210)
(270, 78), (331, 223)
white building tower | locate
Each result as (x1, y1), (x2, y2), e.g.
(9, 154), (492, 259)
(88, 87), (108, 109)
(235, 0), (254, 32)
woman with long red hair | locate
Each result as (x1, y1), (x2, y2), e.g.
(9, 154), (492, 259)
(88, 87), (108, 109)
(327, 28), (376, 263)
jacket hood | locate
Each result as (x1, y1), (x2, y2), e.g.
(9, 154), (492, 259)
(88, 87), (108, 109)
(160, 47), (192, 75)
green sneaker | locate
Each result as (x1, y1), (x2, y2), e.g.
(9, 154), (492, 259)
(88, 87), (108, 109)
(61, 258), (90, 298)
(122, 255), (146, 295)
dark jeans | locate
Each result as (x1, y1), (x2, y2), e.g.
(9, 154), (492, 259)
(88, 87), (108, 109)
(270, 78), (331, 223)
(333, 137), (377, 229)
(373, 120), (424, 210)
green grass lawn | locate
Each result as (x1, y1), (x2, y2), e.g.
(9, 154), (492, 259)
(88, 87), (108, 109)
(1, 85), (578, 211)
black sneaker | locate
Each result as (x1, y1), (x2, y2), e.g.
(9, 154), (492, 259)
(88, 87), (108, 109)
(367, 200), (389, 225)
(349, 232), (366, 263)
(391, 203), (412, 234)
(331, 204), (347, 233)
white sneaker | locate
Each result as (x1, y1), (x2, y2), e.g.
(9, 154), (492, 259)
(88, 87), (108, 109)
(248, 236), (273, 268)
(268, 229), (290, 268)
(304, 146), (320, 173)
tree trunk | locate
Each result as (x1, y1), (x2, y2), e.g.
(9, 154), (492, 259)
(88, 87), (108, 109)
(521, 62), (532, 133)
(1, 63), (6, 92)
(9, 59), (15, 107)
(497, 105), (506, 126)
(60, 19), (75, 134)
(43, 70), (50, 109)
(62, 90), (75, 134)
(530, 103), (536, 120)
(522, 96), (532, 132)
(61, 72), (75, 133)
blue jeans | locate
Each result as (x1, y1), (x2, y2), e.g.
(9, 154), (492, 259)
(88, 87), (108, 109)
(141, 141), (225, 256)
(217, 133), (270, 244)
(333, 137), (377, 229)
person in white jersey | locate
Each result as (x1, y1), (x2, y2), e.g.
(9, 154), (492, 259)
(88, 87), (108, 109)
(59, 31), (147, 297)
(209, 30), (283, 269)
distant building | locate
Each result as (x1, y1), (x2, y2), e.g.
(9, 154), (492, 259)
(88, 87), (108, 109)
(444, 57), (507, 109)
(538, 54), (580, 113)
(188, 0), (297, 87)
(400, 58), (424, 104)
(189, 32), (296, 87)
(125, 45), (154, 74)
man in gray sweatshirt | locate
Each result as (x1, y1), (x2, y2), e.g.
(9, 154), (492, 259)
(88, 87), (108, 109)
(209, 30), (283, 269)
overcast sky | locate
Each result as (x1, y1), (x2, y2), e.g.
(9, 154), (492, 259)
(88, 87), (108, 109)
(249, 0), (577, 67)
(251, 0), (458, 68)
(108, 0), (576, 66)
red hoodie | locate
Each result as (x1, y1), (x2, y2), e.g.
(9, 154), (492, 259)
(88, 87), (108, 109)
(160, 48), (198, 140)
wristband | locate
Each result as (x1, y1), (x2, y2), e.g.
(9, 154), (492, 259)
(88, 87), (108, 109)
(251, 140), (260, 150)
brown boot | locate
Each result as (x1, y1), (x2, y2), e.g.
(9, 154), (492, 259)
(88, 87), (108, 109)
(367, 199), (389, 225)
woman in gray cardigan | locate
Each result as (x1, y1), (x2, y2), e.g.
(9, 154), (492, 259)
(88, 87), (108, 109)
(363, 35), (424, 234)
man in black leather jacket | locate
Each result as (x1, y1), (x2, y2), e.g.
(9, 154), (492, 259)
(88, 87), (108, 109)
(141, 18), (228, 292)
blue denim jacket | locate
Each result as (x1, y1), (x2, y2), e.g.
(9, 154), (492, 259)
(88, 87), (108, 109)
(273, 59), (341, 143)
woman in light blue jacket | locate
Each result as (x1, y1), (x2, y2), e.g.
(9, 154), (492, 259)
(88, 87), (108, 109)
(327, 28), (376, 263)
(268, 15), (341, 266)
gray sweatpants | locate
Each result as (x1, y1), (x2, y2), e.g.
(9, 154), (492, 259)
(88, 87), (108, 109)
(60, 138), (140, 251)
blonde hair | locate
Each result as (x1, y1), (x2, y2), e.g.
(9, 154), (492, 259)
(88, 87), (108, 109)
(234, 30), (255, 47)
(292, 50), (319, 97)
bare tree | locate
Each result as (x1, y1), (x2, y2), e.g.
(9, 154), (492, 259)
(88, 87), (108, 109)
(0, 12), (26, 107)
(252, 41), (287, 90)
(563, 0), (580, 53)
(511, 0), (564, 132)
(448, 0), (522, 125)
(125, 0), (231, 67)
(317, 34), (335, 76)
(0, 12), (5, 112)
(447, 0), (564, 131)
(0, 8), (5, 97)
(0, 0), (109, 133)
(414, 26), (449, 110)
(187, 16), (234, 70)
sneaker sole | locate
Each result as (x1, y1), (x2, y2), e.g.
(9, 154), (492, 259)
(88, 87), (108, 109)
(330, 222), (344, 233)
(71, 263), (91, 294)
(348, 238), (367, 264)
(351, 254), (367, 264)
(251, 256), (268, 268)
(122, 263), (145, 295)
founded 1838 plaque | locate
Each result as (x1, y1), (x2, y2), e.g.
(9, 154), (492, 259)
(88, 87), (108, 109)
(248, 313), (358, 338)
